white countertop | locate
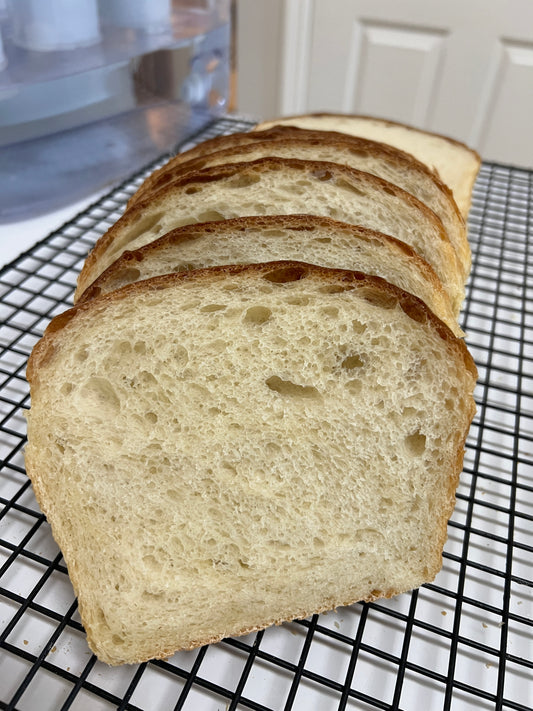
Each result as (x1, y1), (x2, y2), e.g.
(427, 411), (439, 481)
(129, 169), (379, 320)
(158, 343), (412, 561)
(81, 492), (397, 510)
(0, 191), (108, 271)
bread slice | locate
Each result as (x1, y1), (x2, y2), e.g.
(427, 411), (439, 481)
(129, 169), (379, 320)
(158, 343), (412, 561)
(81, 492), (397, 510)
(25, 261), (477, 665)
(126, 129), (470, 280)
(75, 157), (465, 314)
(80, 215), (463, 337)
(253, 114), (481, 219)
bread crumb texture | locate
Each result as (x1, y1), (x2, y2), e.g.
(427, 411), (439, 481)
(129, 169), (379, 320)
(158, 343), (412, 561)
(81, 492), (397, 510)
(25, 265), (476, 664)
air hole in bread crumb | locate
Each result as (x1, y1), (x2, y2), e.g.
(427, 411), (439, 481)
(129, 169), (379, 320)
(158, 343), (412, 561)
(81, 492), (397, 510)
(145, 412), (158, 424)
(185, 186), (201, 195)
(349, 148), (370, 159)
(263, 229), (287, 238)
(265, 442), (281, 455)
(400, 300), (428, 324)
(342, 354), (364, 369)
(127, 211), (165, 242)
(313, 237), (332, 244)
(266, 376), (321, 399)
(405, 432), (426, 456)
(360, 287), (398, 309)
(321, 306), (339, 318)
(180, 299), (202, 311)
(345, 379), (362, 394)
(336, 178), (366, 197)
(402, 406), (418, 418)
(113, 341), (132, 356)
(286, 296), (309, 306)
(312, 169), (333, 181)
(196, 210), (226, 222)
(228, 174), (262, 188)
(263, 265), (307, 283)
(318, 284), (354, 294)
(114, 267), (141, 287)
(172, 263), (197, 272)
(201, 303), (226, 313)
(174, 345), (189, 368)
(244, 305), (272, 324)
(80, 377), (120, 415)
(142, 554), (160, 570)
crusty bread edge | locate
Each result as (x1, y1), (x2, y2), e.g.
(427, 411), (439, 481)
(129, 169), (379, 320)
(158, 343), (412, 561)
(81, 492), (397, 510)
(33, 260), (478, 382)
(74, 157), (460, 303)
(129, 127), (467, 229)
(75, 214), (463, 337)
(254, 113), (482, 164)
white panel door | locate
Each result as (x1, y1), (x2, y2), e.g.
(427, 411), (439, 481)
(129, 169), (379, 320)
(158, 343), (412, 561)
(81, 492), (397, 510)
(285, 0), (533, 166)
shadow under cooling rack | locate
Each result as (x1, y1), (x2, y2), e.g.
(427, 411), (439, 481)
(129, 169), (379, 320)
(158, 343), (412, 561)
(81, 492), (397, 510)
(0, 117), (532, 711)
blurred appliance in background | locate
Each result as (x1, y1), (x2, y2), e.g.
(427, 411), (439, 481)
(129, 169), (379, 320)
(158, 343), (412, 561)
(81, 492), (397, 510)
(0, 0), (233, 222)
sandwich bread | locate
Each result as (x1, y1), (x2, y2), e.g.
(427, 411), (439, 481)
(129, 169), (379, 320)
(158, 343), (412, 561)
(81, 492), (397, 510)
(25, 262), (477, 665)
(79, 215), (463, 337)
(126, 130), (470, 280)
(253, 114), (481, 218)
(74, 157), (465, 314)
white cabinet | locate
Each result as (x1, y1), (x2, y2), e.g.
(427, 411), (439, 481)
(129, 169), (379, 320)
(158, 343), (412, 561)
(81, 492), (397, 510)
(236, 0), (533, 167)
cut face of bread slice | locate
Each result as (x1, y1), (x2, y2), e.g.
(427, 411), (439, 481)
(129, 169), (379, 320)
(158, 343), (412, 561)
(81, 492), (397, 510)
(25, 262), (477, 665)
(80, 215), (463, 337)
(127, 130), (470, 280)
(253, 114), (481, 219)
(75, 157), (465, 314)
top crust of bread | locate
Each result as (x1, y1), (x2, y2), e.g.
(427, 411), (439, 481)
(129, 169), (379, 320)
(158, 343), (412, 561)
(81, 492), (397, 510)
(255, 113), (481, 157)
(253, 114), (481, 218)
(77, 214), (463, 337)
(125, 129), (469, 281)
(129, 126), (464, 215)
(75, 157), (464, 313)
(31, 261), (477, 380)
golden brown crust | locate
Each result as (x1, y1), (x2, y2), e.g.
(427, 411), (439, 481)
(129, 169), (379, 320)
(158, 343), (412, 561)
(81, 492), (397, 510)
(75, 156), (458, 302)
(129, 127), (466, 224)
(255, 112), (482, 164)
(77, 214), (446, 303)
(33, 261), (477, 386)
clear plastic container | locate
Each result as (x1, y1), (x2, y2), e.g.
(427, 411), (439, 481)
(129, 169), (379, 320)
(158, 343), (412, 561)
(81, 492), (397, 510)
(0, 0), (232, 222)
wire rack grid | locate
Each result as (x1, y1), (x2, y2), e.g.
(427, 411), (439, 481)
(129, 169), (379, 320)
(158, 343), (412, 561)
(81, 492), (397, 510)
(0, 117), (532, 711)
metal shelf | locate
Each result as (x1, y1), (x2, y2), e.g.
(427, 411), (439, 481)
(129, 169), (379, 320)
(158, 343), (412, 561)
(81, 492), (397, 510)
(0, 117), (531, 710)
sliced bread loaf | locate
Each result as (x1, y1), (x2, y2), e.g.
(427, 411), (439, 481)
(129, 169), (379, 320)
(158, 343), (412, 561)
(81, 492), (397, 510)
(74, 158), (465, 314)
(253, 114), (481, 219)
(25, 261), (477, 665)
(127, 130), (470, 280)
(79, 215), (462, 337)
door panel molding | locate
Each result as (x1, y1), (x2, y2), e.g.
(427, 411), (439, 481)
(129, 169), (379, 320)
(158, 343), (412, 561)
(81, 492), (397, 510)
(344, 20), (448, 126)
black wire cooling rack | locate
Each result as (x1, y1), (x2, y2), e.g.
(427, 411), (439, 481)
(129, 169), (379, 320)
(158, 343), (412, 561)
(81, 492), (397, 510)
(1, 116), (532, 711)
